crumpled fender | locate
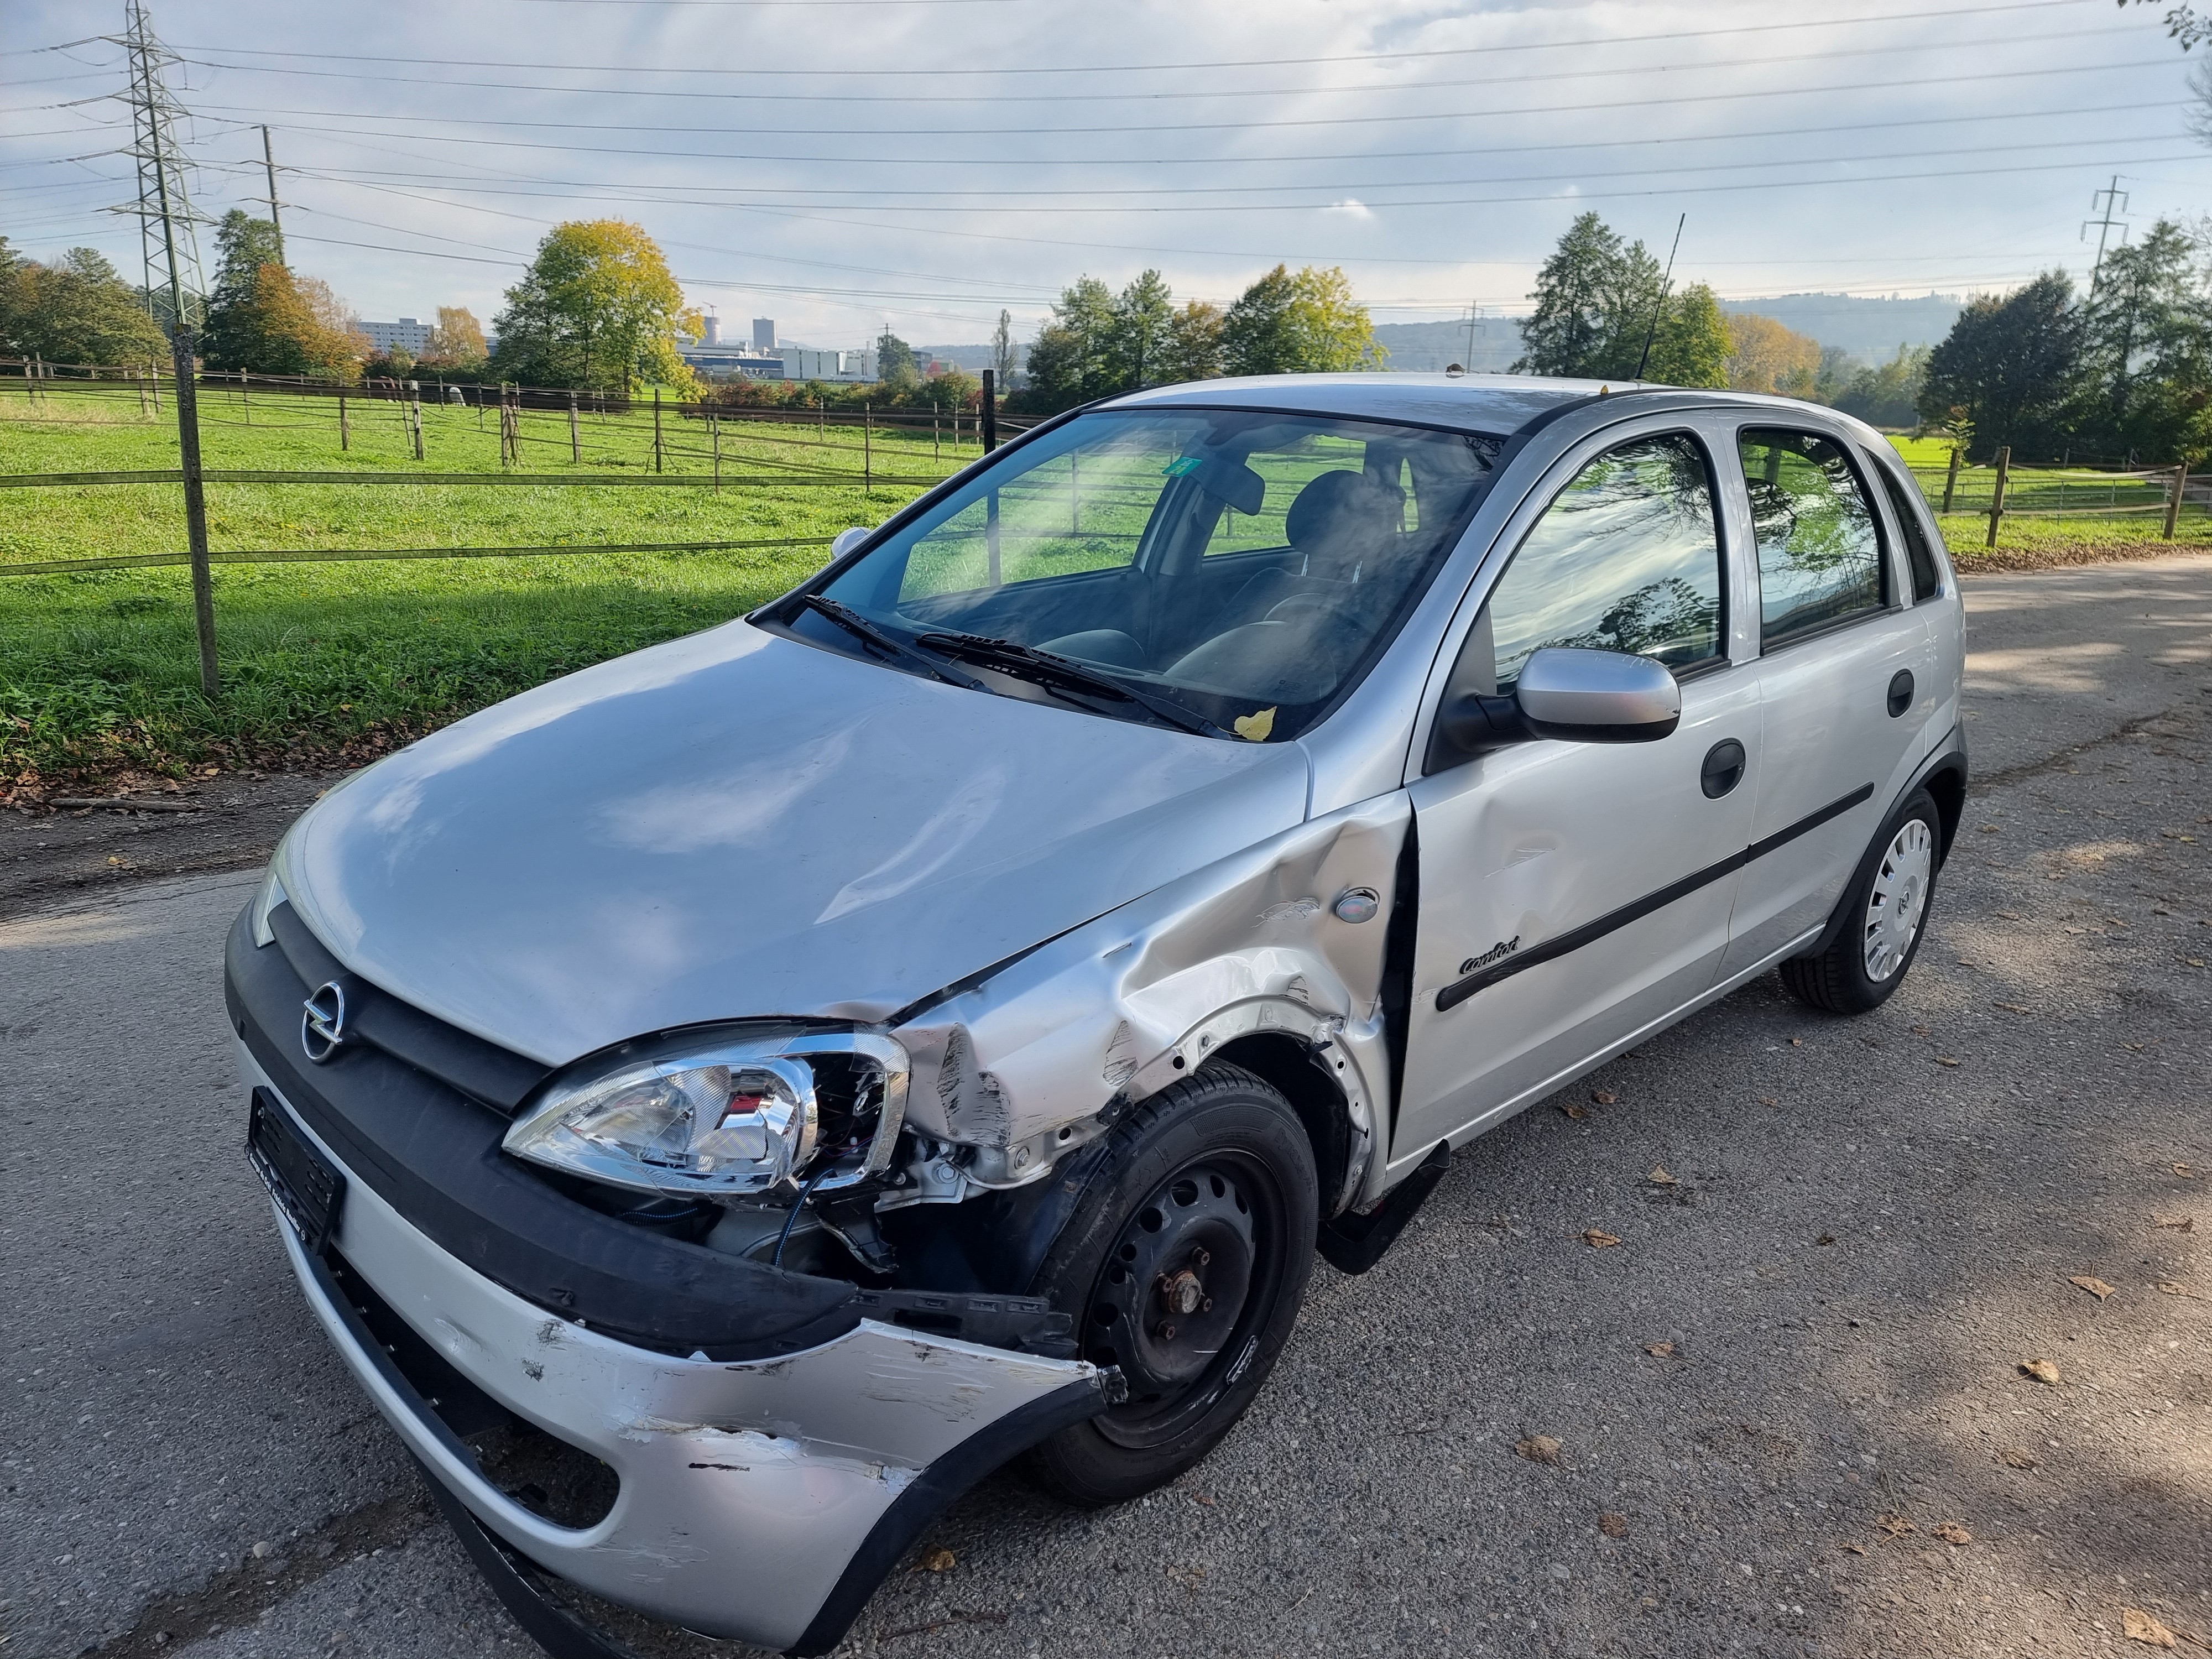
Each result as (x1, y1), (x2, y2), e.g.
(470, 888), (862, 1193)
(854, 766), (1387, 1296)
(894, 792), (1410, 1214)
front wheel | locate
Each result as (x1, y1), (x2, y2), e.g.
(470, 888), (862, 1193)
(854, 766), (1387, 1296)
(1022, 1063), (1318, 1506)
(1781, 787), (1942, 1015)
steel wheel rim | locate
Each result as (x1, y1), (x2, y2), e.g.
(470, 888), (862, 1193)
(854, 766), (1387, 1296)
(1862, 817), (1934, 982)
(1080, 1151), (1287, 1452)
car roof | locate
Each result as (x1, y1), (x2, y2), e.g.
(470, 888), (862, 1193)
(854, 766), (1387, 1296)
(1100, 372), (1635, 436)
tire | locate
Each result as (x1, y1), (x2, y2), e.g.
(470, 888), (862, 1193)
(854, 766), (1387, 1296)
(1021, 1063), (1318, 1506)
(1781, 787), (1942, 1015)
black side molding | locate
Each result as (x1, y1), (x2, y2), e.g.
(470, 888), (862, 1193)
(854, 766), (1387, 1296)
(1435, 783), (1875, 1011)
(1318, 1139), (1451, 1275)
(418, 1460), (640, 1659)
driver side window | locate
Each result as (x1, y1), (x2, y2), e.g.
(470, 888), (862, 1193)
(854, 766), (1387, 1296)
(1484, 433), (1725, 689)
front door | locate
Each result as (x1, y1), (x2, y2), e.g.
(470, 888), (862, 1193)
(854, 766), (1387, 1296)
(1719, 425), (1932, 978)
(1394, 428), (1761, 1167)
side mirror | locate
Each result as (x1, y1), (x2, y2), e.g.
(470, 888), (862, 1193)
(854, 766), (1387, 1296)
(830, 526), (872, 561)
(1515, 647), (1681, 742)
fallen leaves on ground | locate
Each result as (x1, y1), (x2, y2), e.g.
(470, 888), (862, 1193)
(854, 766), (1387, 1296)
(2020, 1359), (2063, 1386)
(1759, 1096), (1781, 1107)
(2174, 1163), (2203, 1178)
(1998, 1446), (2038, 1469)
(2124, 1609), (2179, 1648)
(1841, 1542), (1868, 1555)
(1590, 1089), (1618, 1105)
(1815, 1234), (1837, 1246)
(1933, 1522), (1974, 1545)
(1582, 1229), (1623, 1248)
(918, 1547), (956, 1573)
(2154, 1215), (2197, 1233)
(1642, 1340), (1674, 1358)
(1790, 1037), (1805, 1047)
(1933, 1056), (1961, 1068)
(2156, 1280), (2200, 1298)
(1597, 1512), (1628, 1538)
(1515, 1436), (1563, 1465)
(1875, 1513), (1914, 1538)
(1193, 1493), (1215, 1507)
(1559, 1102), (1589, 1121)
(1993, 1000), (2031, 1014)
(1646, 1165), (1678, 1186)
(2069, 1274), (2116, 1300)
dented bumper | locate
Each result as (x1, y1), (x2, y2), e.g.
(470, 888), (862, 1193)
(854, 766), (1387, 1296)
(247, 1058), (1109, 1655)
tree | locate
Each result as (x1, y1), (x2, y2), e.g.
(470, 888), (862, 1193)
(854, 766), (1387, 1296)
(1514, 212), (1666, 380)
(1221, 265), (1380, 377)
(875, 329), (920, 389)
(990, 307), (1016, 387)
(1641, 281), (1730, 389)
(1020, 276), (1119, 410)
(1162, 300), (1225, 383)
(1917, 272), (2085, 461)
(491, 220), (695, 393)
(2078, 218), (2211, 460)
(426, 305), (488, 366)
(1834, 347), (1930, 429)
(1725, 311), (1823, 396)
(0, 242), (167, 364)
(197, 211), (358, 379)
(1110, 269), (1175, 388)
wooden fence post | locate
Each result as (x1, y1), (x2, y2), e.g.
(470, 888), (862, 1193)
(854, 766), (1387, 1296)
(240, 373), (250, 425)
(409, 381), (425, 461)
(863, 402), (872, 489)
(2165, 462), (2188, 540)
(654, 387), (664, 474)
(1985, 446), (2010, 549)
(712, 411), (721, 494)
(1942, 446), (1961, 513)
(148, 360), (160, 414)
(982, 369), (999, 452)
(338, 388), (349, 451)
(568, 390), (581, 464)
(933, 402), (941, 463)
(137, 369), (150, 418)
(170, 326), (218, 698)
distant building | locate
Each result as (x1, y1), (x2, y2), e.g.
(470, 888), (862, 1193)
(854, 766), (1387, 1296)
(776, 347), (851, 382)
(752, 317), (776, 351)
(353, 317), (435, 355)
(702, 314), (721, 345)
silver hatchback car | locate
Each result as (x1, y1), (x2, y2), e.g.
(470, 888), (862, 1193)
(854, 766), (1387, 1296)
(228, 374), (1964, 1655)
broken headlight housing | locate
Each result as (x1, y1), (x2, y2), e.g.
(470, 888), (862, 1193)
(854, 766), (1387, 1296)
(503, 1029), (908, 1201)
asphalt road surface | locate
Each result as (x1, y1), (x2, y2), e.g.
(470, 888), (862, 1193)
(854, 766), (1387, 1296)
(5, 555), (2208, 1659)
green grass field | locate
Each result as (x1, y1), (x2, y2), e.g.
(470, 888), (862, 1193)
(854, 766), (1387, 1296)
(0, 383), (971, 787)
(0, 385), (2200, 793)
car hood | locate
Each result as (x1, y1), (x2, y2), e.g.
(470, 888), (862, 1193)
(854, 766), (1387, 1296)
(281, 622), (1312, 1066)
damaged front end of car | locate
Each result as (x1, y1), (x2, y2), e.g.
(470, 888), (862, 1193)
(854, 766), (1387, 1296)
(227, 790), (1412, 1656)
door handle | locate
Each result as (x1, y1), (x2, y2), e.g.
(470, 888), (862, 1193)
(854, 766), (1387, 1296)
(1887, 669), (1915, 718)
(1700, 738), (1747, 799)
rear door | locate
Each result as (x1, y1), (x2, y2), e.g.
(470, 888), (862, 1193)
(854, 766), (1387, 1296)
(1392, 422), (1762, 1166)
(1719, 424), (1932, 977)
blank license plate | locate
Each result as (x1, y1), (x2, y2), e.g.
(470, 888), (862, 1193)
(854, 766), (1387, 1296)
(248, 1087), (346, 1254)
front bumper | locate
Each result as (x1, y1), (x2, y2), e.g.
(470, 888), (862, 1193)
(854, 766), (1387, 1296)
(242, 1044), (1109, 1655)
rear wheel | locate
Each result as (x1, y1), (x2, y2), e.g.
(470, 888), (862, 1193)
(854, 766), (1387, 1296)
(1022, 1064), (1317, 1506)
(1781, 788), (1942, 1014)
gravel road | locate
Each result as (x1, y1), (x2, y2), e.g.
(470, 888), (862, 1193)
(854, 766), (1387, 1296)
(4, 556), (2207, 1659)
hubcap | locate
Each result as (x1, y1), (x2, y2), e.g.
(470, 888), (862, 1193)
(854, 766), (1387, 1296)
(1863, 816), (1934, 982)
(1082, 1159), (1269, 1448)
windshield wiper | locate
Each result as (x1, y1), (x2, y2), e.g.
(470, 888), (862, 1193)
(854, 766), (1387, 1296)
(794, 594), (985, 690)
(914, 630), (1235, 740)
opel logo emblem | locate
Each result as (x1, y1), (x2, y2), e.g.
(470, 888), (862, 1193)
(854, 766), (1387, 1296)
(301, 981), (348, 1063)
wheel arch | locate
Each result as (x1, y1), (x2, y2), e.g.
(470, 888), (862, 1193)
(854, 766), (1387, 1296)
(1919, 752), (1966, 863)
(1209, 1032), (1359, 1221)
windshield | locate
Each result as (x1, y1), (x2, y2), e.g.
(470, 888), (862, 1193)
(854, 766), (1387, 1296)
(798, 408), (1500, 742)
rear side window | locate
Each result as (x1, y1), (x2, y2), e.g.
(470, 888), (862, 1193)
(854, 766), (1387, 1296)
(1739, 429), (1887, 647)
(1872, 459), (1942, 602)
(1485, 432), (1725, 687)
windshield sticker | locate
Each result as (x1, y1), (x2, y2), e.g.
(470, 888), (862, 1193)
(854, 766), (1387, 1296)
(1233, 706), (1277, 743)
(1162, 456), (1202, 477)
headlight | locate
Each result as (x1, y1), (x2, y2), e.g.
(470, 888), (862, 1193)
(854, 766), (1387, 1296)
(503, 1029), (908, 1200)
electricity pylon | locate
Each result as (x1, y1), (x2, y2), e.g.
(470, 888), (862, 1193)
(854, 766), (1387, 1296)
(115, 0), (207, 331)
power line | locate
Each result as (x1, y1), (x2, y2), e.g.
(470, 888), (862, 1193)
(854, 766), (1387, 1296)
(157, 55), (2176, 142)
(171, 24), (2135, 107)
(167, 0), (2103, 82)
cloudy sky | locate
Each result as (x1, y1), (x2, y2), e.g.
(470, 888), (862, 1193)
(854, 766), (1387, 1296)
(3, 0), (2204, 351)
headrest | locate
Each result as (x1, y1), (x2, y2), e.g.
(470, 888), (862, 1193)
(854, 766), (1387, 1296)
(1285, 469), (1402, 565)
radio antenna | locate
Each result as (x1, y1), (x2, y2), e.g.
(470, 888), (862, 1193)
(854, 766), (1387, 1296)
(1633, 213), (1687, 383)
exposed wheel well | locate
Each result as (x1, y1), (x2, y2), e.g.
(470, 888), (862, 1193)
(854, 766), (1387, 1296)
(1209, 1032), (1353, 1220)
